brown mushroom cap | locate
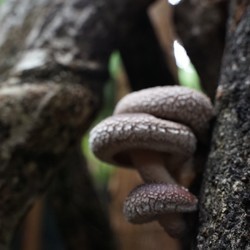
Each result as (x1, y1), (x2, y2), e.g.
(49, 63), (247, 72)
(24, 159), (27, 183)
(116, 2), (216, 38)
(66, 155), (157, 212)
(114, 86), (214, 139)
(89, 113), (196, 167)
(123, 183), (198, 224)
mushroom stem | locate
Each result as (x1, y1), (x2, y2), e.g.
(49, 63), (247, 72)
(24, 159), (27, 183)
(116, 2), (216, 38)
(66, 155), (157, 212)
(130, 149), (176, 184)
(158, 213), (186, 238)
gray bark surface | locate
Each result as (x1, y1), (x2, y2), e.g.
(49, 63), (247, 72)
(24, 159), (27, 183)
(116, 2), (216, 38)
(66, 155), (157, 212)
(197, 1), (250, 249)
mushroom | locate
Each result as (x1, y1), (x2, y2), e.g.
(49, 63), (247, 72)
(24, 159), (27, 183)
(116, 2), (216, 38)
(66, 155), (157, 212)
(89, 113), (196, 184)
(113, 85), (214, 186)
(114, 86), (214, 141)
(123, 183), (198, 237)
(89, 86), (214, 238)
(89, 113), (197, 237)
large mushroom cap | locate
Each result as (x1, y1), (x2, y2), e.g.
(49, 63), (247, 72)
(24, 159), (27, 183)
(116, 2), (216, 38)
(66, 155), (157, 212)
(114, 86), (214, 139)
(123, 183), (198, 224)
(89, 113), (196, 167)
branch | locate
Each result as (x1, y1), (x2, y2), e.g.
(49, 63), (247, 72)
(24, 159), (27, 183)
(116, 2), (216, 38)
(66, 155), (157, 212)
(173, 0), (228, 100)
(119, 11), (177, 90)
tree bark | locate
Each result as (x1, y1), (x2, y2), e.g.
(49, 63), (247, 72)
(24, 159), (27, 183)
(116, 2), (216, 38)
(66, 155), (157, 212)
(0, 79), (98, 248)
(197, 1), (250, 249)
(0, 0), (162, 248)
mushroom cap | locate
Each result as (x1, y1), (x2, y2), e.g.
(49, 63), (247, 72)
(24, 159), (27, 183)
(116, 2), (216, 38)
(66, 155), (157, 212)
(89, 113), (196, 167)
(114, 86), (214, 139)
(123, 183), (198, 224)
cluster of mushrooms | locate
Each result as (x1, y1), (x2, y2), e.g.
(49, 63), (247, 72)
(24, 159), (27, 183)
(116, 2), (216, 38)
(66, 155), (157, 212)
(89, 86), (214, 238)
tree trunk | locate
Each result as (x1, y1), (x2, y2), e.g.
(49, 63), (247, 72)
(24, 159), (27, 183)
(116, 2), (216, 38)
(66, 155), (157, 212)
(0, 0), (166, 248)
(197, 1), (250, 249)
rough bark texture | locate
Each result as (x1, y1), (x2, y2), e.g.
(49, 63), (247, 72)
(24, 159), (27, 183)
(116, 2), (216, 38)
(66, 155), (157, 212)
(0, 0), (167, 248)
(197, 1), (250, 249)
(0, 78), (97, 248)
(0, 1), (104, 247)
(0, 0), (156, 84)
(173, 0), (228, 100)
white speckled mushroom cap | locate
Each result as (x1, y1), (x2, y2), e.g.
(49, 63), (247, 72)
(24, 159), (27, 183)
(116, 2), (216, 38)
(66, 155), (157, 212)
(89, 113), (196, 167)
(123, 183), (198, 224)
(114, 86), (214, 139)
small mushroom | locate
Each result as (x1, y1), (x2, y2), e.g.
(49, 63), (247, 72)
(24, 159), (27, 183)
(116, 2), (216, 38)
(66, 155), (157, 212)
(123, 183), (198, 237)
(89, 113), (196, 184)
(114, 86), (214, 141)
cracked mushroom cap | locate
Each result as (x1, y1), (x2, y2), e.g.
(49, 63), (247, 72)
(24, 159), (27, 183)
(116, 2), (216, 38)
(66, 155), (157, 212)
(114, 86), (214, 139)
(89, 113), (196, 167)
(123, 183), (198, 224)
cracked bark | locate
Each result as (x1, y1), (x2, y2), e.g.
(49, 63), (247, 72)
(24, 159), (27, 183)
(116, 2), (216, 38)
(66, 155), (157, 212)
(197, 1), (250, 249)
